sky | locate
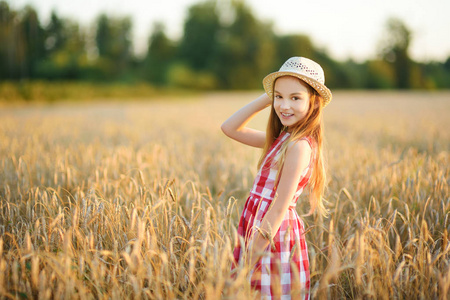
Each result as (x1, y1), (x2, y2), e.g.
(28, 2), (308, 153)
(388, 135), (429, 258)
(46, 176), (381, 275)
(8, 0), (450, 63)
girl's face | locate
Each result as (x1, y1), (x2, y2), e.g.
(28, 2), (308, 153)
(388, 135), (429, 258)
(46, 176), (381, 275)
(273, 76), (311, 131)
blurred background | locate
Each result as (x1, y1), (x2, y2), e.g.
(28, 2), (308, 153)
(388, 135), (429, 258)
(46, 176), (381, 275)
(1, 0), (450, 101)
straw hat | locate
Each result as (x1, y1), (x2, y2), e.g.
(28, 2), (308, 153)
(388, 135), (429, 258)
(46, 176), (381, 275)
(263, 57), (332, 107)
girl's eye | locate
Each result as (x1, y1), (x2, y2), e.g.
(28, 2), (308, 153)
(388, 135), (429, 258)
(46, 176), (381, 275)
(275, 95), (282, 99)
(292, 97), (300, 101)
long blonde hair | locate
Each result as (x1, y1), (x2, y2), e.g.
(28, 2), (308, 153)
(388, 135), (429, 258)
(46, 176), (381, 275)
(258, 77), (328, 217)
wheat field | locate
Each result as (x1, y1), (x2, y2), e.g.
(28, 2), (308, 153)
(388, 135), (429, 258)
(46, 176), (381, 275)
(0, 91), (449, 299)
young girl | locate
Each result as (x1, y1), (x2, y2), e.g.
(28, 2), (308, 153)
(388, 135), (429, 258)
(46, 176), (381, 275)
(221, 57), (331, 299)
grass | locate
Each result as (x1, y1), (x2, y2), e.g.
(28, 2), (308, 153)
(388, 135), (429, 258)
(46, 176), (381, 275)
(0, 90), (449, 299)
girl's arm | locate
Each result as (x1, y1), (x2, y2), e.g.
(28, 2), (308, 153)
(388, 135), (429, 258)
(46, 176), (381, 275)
(249, 139), (312, 265)
(221, 93), (272, 148)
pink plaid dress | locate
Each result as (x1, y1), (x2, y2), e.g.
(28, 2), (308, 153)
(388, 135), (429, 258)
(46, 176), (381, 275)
(233, 131), (313, 299)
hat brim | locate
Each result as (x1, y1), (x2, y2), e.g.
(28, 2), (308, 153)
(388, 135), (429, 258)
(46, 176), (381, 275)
(263, 71), (332, 107)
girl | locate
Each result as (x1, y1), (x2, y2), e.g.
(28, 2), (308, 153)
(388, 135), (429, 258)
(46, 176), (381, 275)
(221, 57), (331, 299)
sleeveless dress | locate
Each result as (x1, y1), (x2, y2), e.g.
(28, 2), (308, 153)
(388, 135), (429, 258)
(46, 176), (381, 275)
(232, 131), (313, 300)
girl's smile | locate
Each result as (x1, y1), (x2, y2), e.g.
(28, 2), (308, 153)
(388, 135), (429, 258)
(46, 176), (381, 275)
(273, 76), (311, 130)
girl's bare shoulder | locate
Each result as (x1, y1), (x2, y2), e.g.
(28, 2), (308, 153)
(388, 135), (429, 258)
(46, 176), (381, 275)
(285, 138), (312, 164)
(286, 138), (312, 153)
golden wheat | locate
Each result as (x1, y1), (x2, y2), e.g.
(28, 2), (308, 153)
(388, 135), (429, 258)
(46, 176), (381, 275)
(0, 91), (449, 299)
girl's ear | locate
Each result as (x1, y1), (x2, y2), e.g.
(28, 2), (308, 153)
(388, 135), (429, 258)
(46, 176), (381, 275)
(312, 95), (319, 109)
(313, 94), (323, 109)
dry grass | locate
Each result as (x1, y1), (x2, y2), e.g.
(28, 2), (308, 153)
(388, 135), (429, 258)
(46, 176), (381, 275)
(0, 91), (449, 299)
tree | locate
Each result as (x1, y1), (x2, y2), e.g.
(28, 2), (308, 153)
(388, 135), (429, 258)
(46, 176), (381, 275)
(95, 14), (133, 79)
(18, 5), (46, 78)
(178, 1), (221, 71)
(444, 56), (450, 72)
(0, 3), (47, 79)
(44, 11), (67, 55)
(214, 1), (276, 89)
(365, 60), (396, 89)
(379, 17), (413, 89)
(275, 35), (315, 68)
(37, 19), (88, 80)
(0, 1), (21, 79)
(143, 23), (176, 84)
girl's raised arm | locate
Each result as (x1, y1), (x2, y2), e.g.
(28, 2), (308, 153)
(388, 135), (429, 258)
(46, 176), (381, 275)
(221, 93), (272, 148)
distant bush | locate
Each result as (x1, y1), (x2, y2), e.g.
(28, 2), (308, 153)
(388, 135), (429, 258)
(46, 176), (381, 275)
(0, 81), (160, 102)
(167, 63), (218, 90)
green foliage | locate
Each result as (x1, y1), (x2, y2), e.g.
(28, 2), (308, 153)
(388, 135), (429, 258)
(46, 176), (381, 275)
(0, 3), (45, 79)
(0, 2), (19, 79)
(0, 0), (449, 93)
(312, 50), (341, 89)
(365, 60), (396, 89)
(379, 17), (413, 89)
(36, 20), (88, 79)
(178, 1), (221, 71)
(167, 63), (218, 90)
(96, 14), (132, 61)
(19, 5), (46, 77)
(143, 23), (176, 85)
(94, 14), (133, 80)
(419, 61), (450, 89)
(336, 60), (367, 89)
(213, 1), (276, 89)
(0, 81), (158, 102)
(275, 35), (314, 68)
(45, 11), (67, 55)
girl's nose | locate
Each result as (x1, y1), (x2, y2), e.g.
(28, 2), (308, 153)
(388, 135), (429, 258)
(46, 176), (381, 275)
(280, 100), (290, 110)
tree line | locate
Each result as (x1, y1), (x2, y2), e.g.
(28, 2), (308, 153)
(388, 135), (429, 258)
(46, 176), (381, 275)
(1, 0), (449, 90)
